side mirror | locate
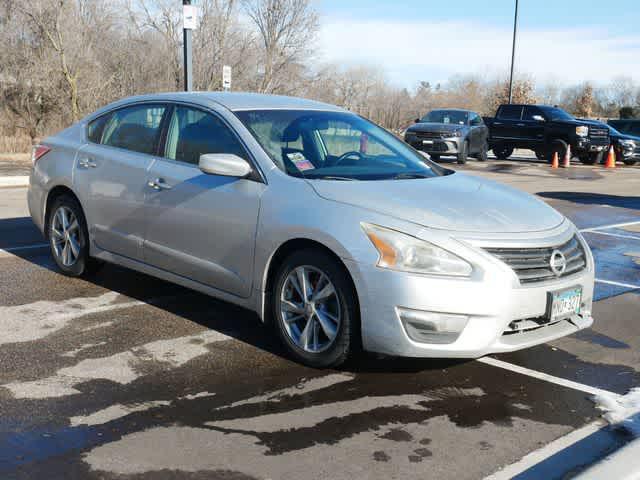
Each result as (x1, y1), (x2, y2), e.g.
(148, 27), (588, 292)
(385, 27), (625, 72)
(199, 153), (252, 178)
(414, 118), (421, 124)
(532, 115), (546, 122)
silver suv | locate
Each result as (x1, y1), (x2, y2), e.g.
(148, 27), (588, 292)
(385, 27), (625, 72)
(28, 92), (595, 367)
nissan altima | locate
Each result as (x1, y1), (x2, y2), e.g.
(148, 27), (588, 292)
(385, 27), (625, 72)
(28, 92), (595, 367)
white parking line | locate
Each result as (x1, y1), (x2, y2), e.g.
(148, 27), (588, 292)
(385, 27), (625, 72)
(0, 243), (49, 258)
(595, 278), (640, 290)
(587, 230), (640, 241)
(477, 357), (620, 399)
(580, 220), (640, 233)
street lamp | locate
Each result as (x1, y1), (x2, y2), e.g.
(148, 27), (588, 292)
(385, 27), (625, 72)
(508, 0), (519, 104)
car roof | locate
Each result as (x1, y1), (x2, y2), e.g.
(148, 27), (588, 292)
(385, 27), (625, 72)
(429, 108), (473, 112)
(90, 92), (346, 119)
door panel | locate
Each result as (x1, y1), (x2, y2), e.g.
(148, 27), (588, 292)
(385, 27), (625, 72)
(143, 160), (264, 297)
(75, 144), (154, 260)
(493, 105), (523, 140)
(75, 103), (167, 260)
(521, 106), (546, 145)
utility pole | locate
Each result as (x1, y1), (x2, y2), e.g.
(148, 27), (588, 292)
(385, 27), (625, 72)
(182, 0), (194, 91)
(508, 0), (519, 104)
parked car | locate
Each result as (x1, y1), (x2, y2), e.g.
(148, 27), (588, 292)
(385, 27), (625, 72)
(485, 104), (610, 164)
(579, 120), (639, 166)
(404, 109), (489, 164)
(608, 119), (640, 137)
(28, 92), (595, 368)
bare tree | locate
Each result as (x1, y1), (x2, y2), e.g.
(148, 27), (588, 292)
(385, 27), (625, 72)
(241, 0), (318, 93)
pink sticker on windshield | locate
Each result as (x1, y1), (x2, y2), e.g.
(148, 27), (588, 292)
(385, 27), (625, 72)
(287, 152), (315, 171)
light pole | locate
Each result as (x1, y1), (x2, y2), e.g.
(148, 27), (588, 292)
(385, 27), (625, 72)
(183, 0), (193, 92)
(508, 0), (519, 104)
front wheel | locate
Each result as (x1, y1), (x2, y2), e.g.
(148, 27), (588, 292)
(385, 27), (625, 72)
(48, 195), (102, 277)
(493, 145), (513, 160)
(272, 249), (358, 368)
(430, 154), (440, 161)
(580, 151), (603, 165)
(535, 149), (546, 161)
(623, 159), (638, 166)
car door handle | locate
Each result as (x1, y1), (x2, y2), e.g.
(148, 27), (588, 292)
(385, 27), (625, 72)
(78, 158), (97, 168)
(493, 122), (503, 125)
(148, 178), (172, 191)
(516, 123), (526, 127)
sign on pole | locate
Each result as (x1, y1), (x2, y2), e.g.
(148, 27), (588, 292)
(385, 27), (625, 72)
(222, 65), (232, 91)
(183, 4), (197, 30)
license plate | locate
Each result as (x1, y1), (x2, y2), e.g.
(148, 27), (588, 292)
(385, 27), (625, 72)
(547, 287), (582, 322)
(422, 140), (433, 145)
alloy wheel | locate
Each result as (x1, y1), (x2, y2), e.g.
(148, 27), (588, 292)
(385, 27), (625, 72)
(279, 265), (341, 353)
(51, 206), (81, 267)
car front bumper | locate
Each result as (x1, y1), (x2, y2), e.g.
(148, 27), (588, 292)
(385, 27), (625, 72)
(344, 233), (595, 358)
(405, 136), (462, 155)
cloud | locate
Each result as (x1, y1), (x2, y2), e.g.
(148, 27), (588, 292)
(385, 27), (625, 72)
(318, 18), (640, 87)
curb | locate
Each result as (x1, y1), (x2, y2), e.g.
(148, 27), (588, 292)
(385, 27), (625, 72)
(0, 176), (29, 188)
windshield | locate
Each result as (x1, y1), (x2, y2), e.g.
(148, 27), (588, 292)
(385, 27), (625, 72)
(235, 110), (446, 181)
(543, 107), (575, 122)
(421, 110), (468, 125)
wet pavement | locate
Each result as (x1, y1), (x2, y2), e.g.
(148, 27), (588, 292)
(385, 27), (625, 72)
(0, 157), (639, 479)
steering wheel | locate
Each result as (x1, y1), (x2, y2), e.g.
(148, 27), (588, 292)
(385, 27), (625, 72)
(334, 151), (364, 166)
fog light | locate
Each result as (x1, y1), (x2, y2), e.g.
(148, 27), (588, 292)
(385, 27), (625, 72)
(397, 308), (469, 344)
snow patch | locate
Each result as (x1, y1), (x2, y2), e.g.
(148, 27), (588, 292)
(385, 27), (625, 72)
(593, 388), (640, 436)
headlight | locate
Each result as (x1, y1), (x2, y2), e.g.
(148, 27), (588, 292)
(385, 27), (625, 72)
(576, 126), (589, 137)
(362, 223), (473, 277)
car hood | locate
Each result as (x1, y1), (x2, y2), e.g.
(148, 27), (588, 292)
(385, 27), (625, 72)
(407, 123), (467, 134)
(309, 172), (564, 233)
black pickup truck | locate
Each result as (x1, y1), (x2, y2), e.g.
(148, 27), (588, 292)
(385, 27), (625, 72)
(485, 104), (610, 164)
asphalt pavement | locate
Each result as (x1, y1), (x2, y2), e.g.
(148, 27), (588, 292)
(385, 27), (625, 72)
(0, 156), (639, 479)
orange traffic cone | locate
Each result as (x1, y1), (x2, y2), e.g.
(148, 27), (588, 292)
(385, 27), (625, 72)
(551, 151), (559, 169)
(562, 144), (571, 168)
(605, 145), (616, 169)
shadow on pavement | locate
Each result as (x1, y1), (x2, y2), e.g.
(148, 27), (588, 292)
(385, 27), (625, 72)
(538, 192), (640, 210)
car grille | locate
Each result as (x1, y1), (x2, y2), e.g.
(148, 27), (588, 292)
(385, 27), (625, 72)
(588, 126), (609, 145)
(415, 131), (448, 139)
(484, 235), (587, 284)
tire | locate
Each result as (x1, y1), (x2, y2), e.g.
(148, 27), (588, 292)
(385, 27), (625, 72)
(580, 151), (603, 165)
(476, 141), (489, 161)
(430, 154), (440, 161)
(623, 159), (638, 166)
(547, 139), (568, 163)
(48, 194), (102, 277)
(535, 150), (546, 161)
(271, 248), (358, 368)
(457, 140), (469, 164)
(493, 145), (513, 160)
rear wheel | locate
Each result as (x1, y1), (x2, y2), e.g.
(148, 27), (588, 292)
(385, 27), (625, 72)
(272, 249), (358, 368)
(457, 140), (469, 164)
(493, 145), (513, 160)
(535, 149), (546, 161)
(430, 154), (440, 161)
(48, 195), (102, 277)
(476, 141), (489, 161)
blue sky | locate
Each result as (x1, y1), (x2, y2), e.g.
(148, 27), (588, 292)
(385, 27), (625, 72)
(316, 0), (640, 88)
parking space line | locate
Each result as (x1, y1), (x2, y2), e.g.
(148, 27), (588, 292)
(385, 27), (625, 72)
(477, 357), (620, 399)
(586, 230), (640, 241)
(0, 243), (49, 258)
(595, 278), (640, 290)
(580, 220), (640, 233)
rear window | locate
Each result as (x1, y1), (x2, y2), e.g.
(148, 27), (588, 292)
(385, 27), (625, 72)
(91, 104), (166, 155)
(498, 105), (523, 120)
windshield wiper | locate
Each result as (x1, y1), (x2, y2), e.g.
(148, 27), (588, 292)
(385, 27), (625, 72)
(391, 173), (431, 180)
(312, 175), (358, 181)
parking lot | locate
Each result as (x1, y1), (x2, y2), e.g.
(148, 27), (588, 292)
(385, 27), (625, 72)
(1, 156), (639, 479)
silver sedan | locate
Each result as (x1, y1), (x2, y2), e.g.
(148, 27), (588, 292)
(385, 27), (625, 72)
(28, 92), (595, 367)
